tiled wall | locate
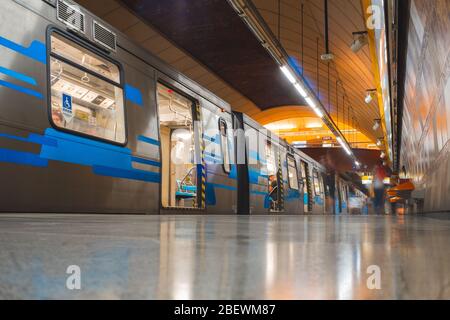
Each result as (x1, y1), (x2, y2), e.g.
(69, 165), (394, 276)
(401, 0), (450, 212)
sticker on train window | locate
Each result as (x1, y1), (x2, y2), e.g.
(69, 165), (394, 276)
(62, 93), (73, 123)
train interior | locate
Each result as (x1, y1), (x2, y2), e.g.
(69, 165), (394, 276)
(157, 83), (198, 209)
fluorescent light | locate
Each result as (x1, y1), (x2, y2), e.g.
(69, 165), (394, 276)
(305, 122), (323, 129)
(312, 107), (323, 118)
(305, 97), (316, 108)
(373, 119), (380, 131)
(264, 123), (296, 131)
(280, 65), (296, 84)
(294, 83), (307, 97)
(376, 138), (383, 147)
(337, 137), (352, 155)
(344, 146), (352, 155)
(355, 161), (360, 167)
(305, 97), (323, 118)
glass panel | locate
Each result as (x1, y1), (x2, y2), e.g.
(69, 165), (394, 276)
(313, 170), (321, 195)
(50, 56), (125, 144)
(265, 142), (277, 176)
(287, 156), (299, 190)
(219, 119), (231, 173)
(51, 33), (120, 84)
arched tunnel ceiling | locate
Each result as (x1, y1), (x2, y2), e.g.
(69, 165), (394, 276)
(119, 0), (307, 109)
(252, 0), (382, 141)
(75, 0), (381, 143)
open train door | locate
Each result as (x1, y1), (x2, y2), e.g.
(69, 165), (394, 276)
(156, 82), (205, 211)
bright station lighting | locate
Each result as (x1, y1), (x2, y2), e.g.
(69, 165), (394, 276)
(336, 137), (352, 156)
(280, 65), (359, 163)
(294, 83), (307, 97)
(280, 66), (297, 84)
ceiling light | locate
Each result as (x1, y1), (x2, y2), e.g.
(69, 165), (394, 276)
(305, 97), (316, 108)
(365, 89), (377, 104)
(376, 138), (383, 147)
(305, 122), (323, 129)
(320, 53), (335, 61)
(294, 82), (307, 97)
(373, 119), (381, 131)
(312, 107), (324, 118)
(355, 161), (361, 167)
(305, 97), (324, 118)
(351, 31), (368, 53)
(280, 65), (296, 84)
(336, 137), (352, 155)
(264, 123), (296, 131)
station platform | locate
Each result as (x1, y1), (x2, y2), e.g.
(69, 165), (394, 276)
(0, 213), (449, 299)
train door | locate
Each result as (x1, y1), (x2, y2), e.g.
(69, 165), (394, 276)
(342, 184), (349, 214)
(285, 154), (302, 214)
(157, 83), (199, 209)
(300, 161), (312, 213)
(336, 179), (342, 214)
(266, 140), (282, 212)
(312, 169), (323, 213)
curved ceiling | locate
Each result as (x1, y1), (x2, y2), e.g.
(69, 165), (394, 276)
(252, 0), (382, 141)
(120, 0), (308, 109)
(75, 0), (381, 145)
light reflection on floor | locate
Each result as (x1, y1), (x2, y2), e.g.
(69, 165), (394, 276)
(0, 214), (449, 299)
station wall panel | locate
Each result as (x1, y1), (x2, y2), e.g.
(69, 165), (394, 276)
(401, 0), (450, 212)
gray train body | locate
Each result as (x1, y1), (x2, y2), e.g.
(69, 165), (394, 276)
(0, 0), (362, 214)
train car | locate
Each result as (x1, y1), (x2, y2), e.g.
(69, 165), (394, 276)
(334, 174), (369, 215)
(0, 0), (330, 215)
(233, 112), (328, 214)
(0, 0), (238, 214)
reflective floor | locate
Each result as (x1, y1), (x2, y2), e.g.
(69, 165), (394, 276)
(0, 214), (449, 299)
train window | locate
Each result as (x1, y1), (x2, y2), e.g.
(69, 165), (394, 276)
(287, 155), (299, 190)
(218, 119), (231, 173)
(313, 169), (321, 196)
(265, 141), (277, 176)
(49, 32), (125, 144)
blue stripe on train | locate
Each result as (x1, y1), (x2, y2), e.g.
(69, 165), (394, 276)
(0, 66), (38, 86)
(0, 129), (160, 183)
(0, 132), (57, 147)
(0, 79), (43, 99)
(137, 135), (160, 146)
(203, 134), (220, 144)
(93, 165), (160, 183)
(0, 37), (44, 98)
(131, 156), (160, 168)
(0, 37), (46, 64)
(205, 182), (238, 205)
(0, 148), (48, 167)
(125, 84), (144, 107)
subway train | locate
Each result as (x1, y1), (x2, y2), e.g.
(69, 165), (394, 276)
(0, 0), (366, 214)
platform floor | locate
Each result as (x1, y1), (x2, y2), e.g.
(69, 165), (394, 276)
(0, 214), (449, 299)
